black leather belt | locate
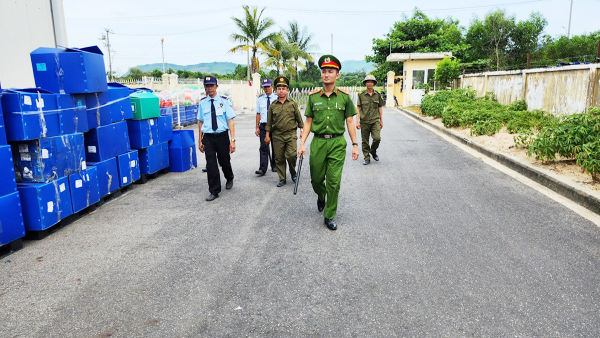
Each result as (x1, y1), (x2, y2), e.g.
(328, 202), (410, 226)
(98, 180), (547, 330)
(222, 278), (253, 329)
(313, 133), (343, 139)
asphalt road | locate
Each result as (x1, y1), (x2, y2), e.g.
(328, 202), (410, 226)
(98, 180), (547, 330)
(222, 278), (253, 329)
(1, 108), (600, 337)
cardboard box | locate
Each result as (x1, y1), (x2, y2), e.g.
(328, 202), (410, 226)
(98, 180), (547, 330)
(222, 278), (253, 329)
(90, 157), (119, 197)
(138, 142), (169, 175)
(84, 121), (130, 162)
(56, 93), (89, 134)
(130, 91), (160, 120)
(157, 115), (173, 143)
(107, 83), (133, 122)
(169, 130), (197, 172)
(11, 133), (86, 183)
(30, 46), (108, 94)
(17, 176), (73, 231)
(127, 118), (158, 149)
(68, 166), (100, 213)
(0, 145), (17, 196)
(1, 88), (61, 141)
(116, 150), (140, 187)
(0, 192), (25, 246)
(85, 91), (111, 130)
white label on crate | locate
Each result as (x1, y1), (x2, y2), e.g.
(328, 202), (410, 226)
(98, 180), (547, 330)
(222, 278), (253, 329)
(41, 149), (49, 159)
(86, 174), (90, 181)
(88, 146), (97, 154)
(149, 139), (154, 146)
(81, 161), (87, 170)
(131, 104), (135, 112)
(150, 119), (155, 126)
(130, 160), (136, 168)
(20, 153), (31, 161)
(36, 98), (45, 109)
(18, 144), (28, 153)
(47, 202), (53, 213)
(59, 183), (66, 192)
(75, 180), (83, 188)
(23, 96), (32, 106)
(123, 177), (128, 184)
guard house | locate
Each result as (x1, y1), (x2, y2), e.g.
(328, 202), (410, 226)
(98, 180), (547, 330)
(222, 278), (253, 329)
(385, 52), (452, 107)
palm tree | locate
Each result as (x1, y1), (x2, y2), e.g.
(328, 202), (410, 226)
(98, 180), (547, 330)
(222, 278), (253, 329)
(229, 6), (276, 76)
(283, 21), (317, 83)
(263, 33), (296, 78)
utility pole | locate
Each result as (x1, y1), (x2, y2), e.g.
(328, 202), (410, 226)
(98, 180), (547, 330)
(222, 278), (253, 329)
(101, 28), (114, 81)
(331, 33), (333, 54)
(567, 0), (573, 38)
(161, 38), (165, 73)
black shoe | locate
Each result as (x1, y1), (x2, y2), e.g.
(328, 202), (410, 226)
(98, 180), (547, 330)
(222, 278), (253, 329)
(317, 198), (325, 212)
(255, 169), (266, 176)
(291, 175), (297, 183)
(372, 153), (379, 161)
(206, 193), (218, 201)
(225, 180), (233, 189)
(324, 217), (337, 230)
(363, 159), (370, 165)
(202, 167), (208, 172)
(271, 168), (277, 172)
(277, 180), (286, 187)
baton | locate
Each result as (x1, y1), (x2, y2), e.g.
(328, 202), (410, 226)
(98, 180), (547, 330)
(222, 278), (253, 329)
(293, 154), (304, 195)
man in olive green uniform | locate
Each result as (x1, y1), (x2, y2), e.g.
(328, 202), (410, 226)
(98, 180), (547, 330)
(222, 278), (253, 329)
(356, 74), (384, 165)
(298, 55), (360, 231)
(265, 76), (304, 187)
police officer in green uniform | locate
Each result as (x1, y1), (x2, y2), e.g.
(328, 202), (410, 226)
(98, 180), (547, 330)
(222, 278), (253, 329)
(298, 55), (360, 231)
(356, 74), (384, 165)
(265, 76), (304, 187)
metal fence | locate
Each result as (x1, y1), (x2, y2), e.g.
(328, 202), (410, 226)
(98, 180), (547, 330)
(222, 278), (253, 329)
(289, 86), (360, 107)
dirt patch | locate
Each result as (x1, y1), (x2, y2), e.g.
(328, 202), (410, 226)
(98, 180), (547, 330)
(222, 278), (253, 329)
(402, 107), (600, 191)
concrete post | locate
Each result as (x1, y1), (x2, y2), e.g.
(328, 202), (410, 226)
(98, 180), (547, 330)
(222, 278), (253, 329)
(386, 71), (395, 107)
(169, 74), (178, 91)
(161, 73), (169, 89)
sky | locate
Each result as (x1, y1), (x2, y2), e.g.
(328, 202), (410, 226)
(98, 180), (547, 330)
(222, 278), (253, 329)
(63, 0), (600, 76)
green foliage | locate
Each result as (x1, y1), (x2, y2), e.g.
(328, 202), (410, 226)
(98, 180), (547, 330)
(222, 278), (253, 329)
(471, 120), (503, 136)
(420, 88), (475, 118)
(513, 130), (534, 149)
(434, 57), (461, 88)
(576, 141), (600, 181)
(507, 99), (527, 111)
(533, 30), (600, 66)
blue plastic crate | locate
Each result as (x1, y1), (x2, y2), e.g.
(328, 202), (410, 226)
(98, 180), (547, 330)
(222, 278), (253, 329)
(107, 83), (133, 122)
(85, 91), (111, 130)
(157, 115), (173, 143)
(68, 166), (100, 213)
(0, 145), (17, 196)
(17, 176), (73, 231)
(116, 150), (140, 187)
(56, 93), (89, 134)
(0, 191), (26, 246)
(11, 133), (85, 183)
(169, 130), (197, 172)
(0, 97), (6, 145)
(1, 88), (61, 141)
(127, 118), (158, 149)
(90, 157), (119, 197)
(30, 46), (108, 94)
(84, 121), (130, 162)
(138, 142), (169, 175)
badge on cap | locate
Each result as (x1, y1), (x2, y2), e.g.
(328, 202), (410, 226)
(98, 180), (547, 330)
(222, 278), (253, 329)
(325, 57), (331, 63)
(206, 77), (210, 81)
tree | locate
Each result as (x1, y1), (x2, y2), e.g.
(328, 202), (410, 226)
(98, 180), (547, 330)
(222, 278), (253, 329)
(434, 57), (461, 88)
(283, 20), (316, 83)
(533, 30), (600, 66)
(366, 9), (467, 81)
(127, 67), (145, 78)
(229, 6), (277, 75)
(150, 69), (163, 78)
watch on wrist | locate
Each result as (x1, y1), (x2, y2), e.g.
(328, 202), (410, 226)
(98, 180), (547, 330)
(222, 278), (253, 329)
(352, 142), (358, 146)
(231, 138), (236, 142)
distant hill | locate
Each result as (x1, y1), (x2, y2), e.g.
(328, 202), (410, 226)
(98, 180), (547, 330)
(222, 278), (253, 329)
(131, 59), (373, 75)
(134, 62), (238, 75)
(341, 60), (375, 73)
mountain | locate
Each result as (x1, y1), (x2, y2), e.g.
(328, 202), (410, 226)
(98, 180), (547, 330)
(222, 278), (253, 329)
(341, 60), (375, 73)
(135, 62), (238, 75)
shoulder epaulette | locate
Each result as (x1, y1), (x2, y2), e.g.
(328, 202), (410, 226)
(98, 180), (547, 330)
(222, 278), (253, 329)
(309, 89), (321, 95)
(360, 89), (368, 94)
(200, 96), (208, 101)
(220, 95), (229, 100)
(338, 88), (350, 95)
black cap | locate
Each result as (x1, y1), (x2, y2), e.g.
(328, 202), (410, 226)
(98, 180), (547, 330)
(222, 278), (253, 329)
(203, 76), (218, 85)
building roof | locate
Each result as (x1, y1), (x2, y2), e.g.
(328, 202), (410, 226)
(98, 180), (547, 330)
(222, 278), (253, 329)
(386, 52), (452, 62)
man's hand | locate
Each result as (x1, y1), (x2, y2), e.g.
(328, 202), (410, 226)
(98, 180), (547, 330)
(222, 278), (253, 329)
(255, 127), (260, 136)
(265, 135), (270, 145)
(199, 143), (205, 153)
(352, 145), (359, 160)
(298, 144), (305, 158)
(356, 122), (361, 130)
(380, 120), (383, 129)
(230, 141), (236, 153)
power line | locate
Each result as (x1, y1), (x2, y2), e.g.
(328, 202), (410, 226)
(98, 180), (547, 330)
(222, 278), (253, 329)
(113, 23), (234, 37)
(67, 7), (239, 21)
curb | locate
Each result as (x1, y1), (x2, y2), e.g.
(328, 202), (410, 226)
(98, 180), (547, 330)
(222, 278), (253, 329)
(398, 107), (600, 215)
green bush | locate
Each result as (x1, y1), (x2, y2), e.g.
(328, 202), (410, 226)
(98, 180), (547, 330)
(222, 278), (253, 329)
(508, 99), (527, 111)
(471, 120), (503, 136)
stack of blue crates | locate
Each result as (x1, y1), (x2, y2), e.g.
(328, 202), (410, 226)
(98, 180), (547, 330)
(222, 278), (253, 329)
(0, 87), (26, 248)
(169, 130), (197, 172)
(159, 104), (198, 126)
(128, 100), (171, 175)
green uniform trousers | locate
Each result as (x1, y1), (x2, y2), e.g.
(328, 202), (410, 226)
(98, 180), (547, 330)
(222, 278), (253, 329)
(309, 136), (347, 219)
(361, 121), (381, 160)
(273, 131), (298, 181)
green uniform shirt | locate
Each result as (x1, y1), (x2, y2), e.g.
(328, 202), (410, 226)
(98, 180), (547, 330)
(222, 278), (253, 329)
(357, 90), (384, 123)
(305, 87), (357, 134)
(266, 98), (304, 134)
